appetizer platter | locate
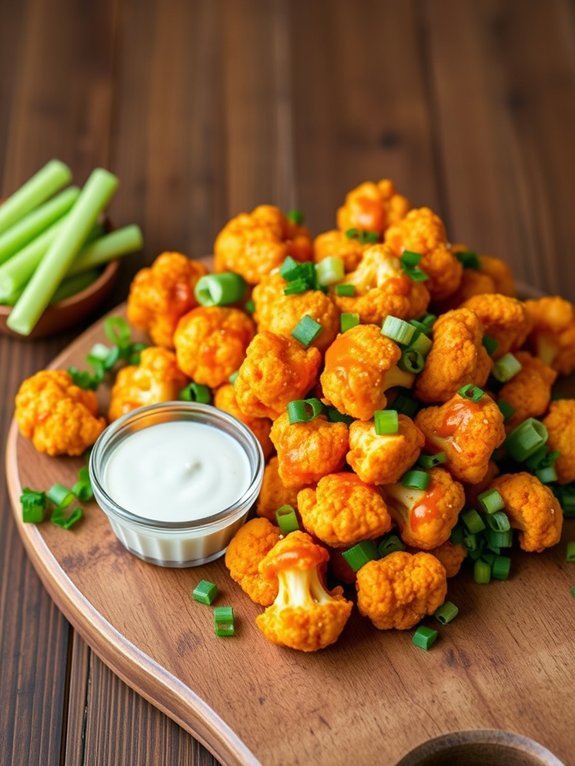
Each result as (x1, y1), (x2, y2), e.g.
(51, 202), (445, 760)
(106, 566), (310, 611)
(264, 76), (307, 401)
(5, 168), (575, 765)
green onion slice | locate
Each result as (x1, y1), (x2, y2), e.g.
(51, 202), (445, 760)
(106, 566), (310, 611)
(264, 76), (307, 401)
(458, 384), (485, 403)
(381, 316), (416, 346)
(341, 312), (360, 333)
(412, 626), (438, 651)
(398, 349), (425, 374)
(195, 272), (247, 307)
(276, 505), (300, 535)
(434, 601), (459, 625)
(487, 528), (513, 549)
(192, 580), (218, 605)
(474, 558), (491, 584)
(492, 555), (511, 581)
(401, 470), (431, 491)
(72, 466), (93, 502)
(51, 505), (83, 530)
(482, 335), (499, 356)
(409, 332), (432, 357)
(374, 409), (399, 435)
(292, 315), (323, 347)
(536, 465), (558, 484)
(566, 542), (575, 563)
(287, 397), (325, 424)
(46, 483), (75, 509)
(179, 382), (212, 404)
(505, 418), (549, 462)
(104, 316), (132, 349)
(315, 256), (344, 286)
(283, 278), (309, 295)
(21, 488), (46, 524)
(456, 250), (480, 269)
(450, 525), (464, 545)
(393, 393), (420, 418)
(378, 534), (405, 558)
(245, 298), (255, 315)
(485, 511), (511, 532)
(417, 452), (446, 469)
(497, 399), (515, 422)
(342, 541), (379, 572)
(287, 209), (304, 225)
(462, 509), (486, 534)
(478, 488), (505, 515)
(492, 352), (523, 383)
(213, 606), (235, 637)
(400, 251), (423, 268)
(326, 407), (354, 424)
(335, 283), (356, 297)
(280, 256), (301, 281)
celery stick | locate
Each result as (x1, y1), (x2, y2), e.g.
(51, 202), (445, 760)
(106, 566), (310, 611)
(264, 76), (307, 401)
(7, 169), (118, 336)
(51, 269), (101, 303)
(67, 225), (143, 275)
(0, 187), (80, 265)
(0, 159), (72, 235)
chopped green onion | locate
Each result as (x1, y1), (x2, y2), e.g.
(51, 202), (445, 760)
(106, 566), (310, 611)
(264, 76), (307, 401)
(393, 393), (420, 418)
(482, 335), (499, 356)
(400, 251), (423, 268)
(21, 488), (46, 524)
(283, 278), (309, 295)
(458, 384), (485, 403)
(421, 314), (437, 331)
(408, 332), (433, 357)
(463, 532), (479, 552)
(361, 231), (379, 244)
(523, 445), (553, 471)
(46, 483), (75, 509)
(497, 399), (515, 422)
(335, 283), (356, 297)
(195, 272), (247, 307)
(341, 312), (360, 333)
(72, 466), (93, 502)
(417, 452), (446, 469)
(87, 342), (120, 371)
(381, 316), (416, 346)
(179, 382), (212, 404)
(412, 626), (438, 651)
(68, 366), (102, 391)
(485, 511), (511, 532)
(487, 528), (513, 549)
(378, 534), (405, 558)
(474, 558), (491, 584)
(456, 250), (480, 269)
(280, 256), (301, 281)
(398, 349), (425, 374)
(374, 409), (399, 435)
(287, 398), (325, 424)
(405, 267), (430, 282)
(104, 316), (132, 349)
(292, 315), (323, 347)
(245, 298), (255, 315)
(566, 542), (575, 562)
(570, 586), (575, 599)
(492, 555), (511, 581)
(554, 485), (575, 517)
(450, 525), (464, 545)
(462, 509), (486, 534)
(276, 505), (300, 535)
(51, 505), (83, 530)
(214, 606), (235, 637)
(315, 256), (345, 286)
(192, 580), (219, 605)
(342, 541), (379, 572)
(492, 352), (522, 383)
(468, 538), (486, 560)
(536, 465), (558, 484)
(287, 209), (304, 225)
(505, 418), (548, 462)
(482, 552), (496, 567)
(345, 228), (359, 239)
(478, 488), (505, 515)
(434, 601), (459, 625)
(326, 407), (354, 424)
(401, 470), (431, 491)
(409, 319), (429, 335)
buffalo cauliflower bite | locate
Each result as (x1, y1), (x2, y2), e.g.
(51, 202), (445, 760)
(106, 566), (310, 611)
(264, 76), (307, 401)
(214, 205), (313, 285)
(442, 248), (516, 308)
(543, 400), (575, 484)
(333, 244), (430, 325)
(346, 415), (424, 485)
(336, 179), (410, 236)
(126, 252), (207, 348)
(15, 370), (106, 456)
(490, 472), (563, 552)
(174, 306), (255, 389)
(415, 392), (506, 484)
(356, 551), (447, 630)
(497, 352), (557, 430)
(108, 347), (188, 422)
(384, 207), (463, 301)
(427, 540), (467, 578)
(462, 294), (531, 359)
(383, 468), (465, 550)
(270, 413), (349, 489)
(225, 518), (281, 606)
(525, 296), (575, 375)
(321, 324), (414, 421)
(214, 384), (273, 459)
(297, 472), (392, 548)
(234, 331), (322, 419)
(256, 531), (353, 652)
(314, 229), (367, 272)
(256, 456), (300, 522)
(415, 308), (492, 404)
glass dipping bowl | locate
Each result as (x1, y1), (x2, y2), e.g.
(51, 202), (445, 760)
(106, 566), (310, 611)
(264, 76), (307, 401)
(89, 402), (265, 567)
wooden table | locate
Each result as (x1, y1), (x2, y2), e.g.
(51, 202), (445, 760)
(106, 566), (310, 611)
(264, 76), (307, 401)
(1, 1), (575, 764)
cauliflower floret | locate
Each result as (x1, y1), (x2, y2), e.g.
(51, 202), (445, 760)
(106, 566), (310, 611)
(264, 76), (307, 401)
(462, 294), (531, 359)
(174, 306), (255, 389)
(336, 179), (410, 236)
(270, 412), (349, 489)
(440, 248), (516, 309)
(383, 467), (465, 550)
(525, 296), (575, 375)
(297, 472), (392, 548)
(415, 392), (506, 484)
(321, 324), (414, 421)
(498, 351), (557, 430)
(252, 271), (339, 352)
(427, 540), (467, 578)
(257, 531), (352, 651)
(225, 518), (281, 606)
(332, 244), (430, 325)
(543, 400), (575, 484)
(108, 347), (188, 421)
(346, 415), (424, 485)
(214, 205), (313, 285)
(314, 229), (368, 272)
(256, 456), (299, 522)
(15, 370), (106, 456)
(415, 308), (492, 404)
(464, 460), (500, 509)
(214, 384), (273, 459)
(356, 551), (447, 630)
(490, 472), (563, 552)
(234, 332), (322, 419)
(385, 207), (463, 301)
(126, 252), (208, 349)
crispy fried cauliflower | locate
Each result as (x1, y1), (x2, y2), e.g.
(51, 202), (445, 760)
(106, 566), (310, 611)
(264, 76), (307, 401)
(174, 306), (255, 389)
(15, 370), (106, 456)
(256, 531), (352, 651)
(415, 392), (506, 484)
(225, 518), (281, 606)
(214, 384), (273, 459)
(256, 457), (300, 522)
(427, 540), (467, 578)
(332, 244), (430, 325)
(297, 472), (392, 548)
(490, 472), (563, 552)
(440, 248), (515, 309)
(462, 294), (531, 359)
(346, 415), (424, 485)
(336, 179), (410, 236)
(525, 296), (575, 375)
(214, 205), (313, 285)
(270, 412), (349, 489)
(543, 400), (575, 484)
(234, 331), (322, 419)
(321, 324), (414, 421)
(415, 308), (492, 404)
(497, 351), (557, 429)
(356, 551), (447, 630)
(383, 468), (465, 550)
(126, 252), (207, 348)
(314, 229), (368, 272)
(108, 347), (188, 422)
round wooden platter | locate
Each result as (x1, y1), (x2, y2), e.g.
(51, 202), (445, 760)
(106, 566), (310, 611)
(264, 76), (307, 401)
(5, 308), (574, 766)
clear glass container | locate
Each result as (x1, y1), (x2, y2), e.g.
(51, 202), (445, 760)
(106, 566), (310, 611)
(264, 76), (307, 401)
(89, 402), (264, 567)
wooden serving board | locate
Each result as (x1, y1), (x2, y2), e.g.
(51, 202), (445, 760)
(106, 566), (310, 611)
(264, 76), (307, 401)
(6, 308), (575, 766)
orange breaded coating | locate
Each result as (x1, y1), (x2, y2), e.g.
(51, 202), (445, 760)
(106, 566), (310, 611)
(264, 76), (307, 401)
(385, 207), (463, 301)
(356, 551), (447, 630)
(257, 531), (352, 652)
(270, 413), (349, 489)
(234, 331), (322, 419)
(314, 229), (368, 273)
(214, 205), (313, 285)
(543, 400), (575, 485)
(333, 244), (430, 325)
(108, 347), (188, 422)
(297, 472), (392, 548)
(225, 518), (281, 606)
(497, 351), (557, 430)
(427, 541), (467, 578)
(464, 460), (500, 509)
(383, 468), (465, 550)
(252, 271), (339, 352)
(490, 473), (563, 552)
(214, 384), (273, 459)
(525, 296), (575, 376)
(336, 179), (410, 236)
(415, 308), (492, 404)
(15, 370), (106, 456)
(439, 247), (516, 311)
(346, 415), (424, 485)
(174, 306), (256, 389)
(256, 457), (299, 522)
(416, 392), (506, 484)
(321, 324), (414, 421)
(126, 252), (207, 349)
(462, 294), (531, 360)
